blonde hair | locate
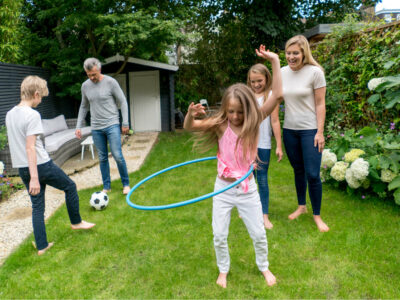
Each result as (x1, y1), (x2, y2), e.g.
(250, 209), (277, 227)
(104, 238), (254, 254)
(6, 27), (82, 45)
(285, 35), (324, 72)
(247, 63), (272, 103)
(194, 83), (262, 163)
(20, 76), (49, 100)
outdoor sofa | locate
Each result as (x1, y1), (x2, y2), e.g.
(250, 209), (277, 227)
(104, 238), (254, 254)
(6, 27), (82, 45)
(0, 115), (91, 176)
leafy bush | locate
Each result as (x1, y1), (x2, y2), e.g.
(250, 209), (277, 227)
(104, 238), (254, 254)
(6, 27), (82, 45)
(0, 161), (24, 201)
(323, 126), (400, 204)
(314, 14), (400, 130)
(0, 126), (8, 151)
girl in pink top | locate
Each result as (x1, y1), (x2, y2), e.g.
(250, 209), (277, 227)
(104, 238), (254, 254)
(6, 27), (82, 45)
(184, 46), (283, 288)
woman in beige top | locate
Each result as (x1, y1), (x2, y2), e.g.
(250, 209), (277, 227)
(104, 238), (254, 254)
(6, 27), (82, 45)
(281, 35), (329, 232)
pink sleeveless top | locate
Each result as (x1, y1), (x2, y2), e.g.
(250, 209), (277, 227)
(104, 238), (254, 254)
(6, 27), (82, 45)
(217, 122), (254, 193)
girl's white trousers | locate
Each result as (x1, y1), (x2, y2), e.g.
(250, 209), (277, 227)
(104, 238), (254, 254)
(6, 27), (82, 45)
(212, 176), (269, 273)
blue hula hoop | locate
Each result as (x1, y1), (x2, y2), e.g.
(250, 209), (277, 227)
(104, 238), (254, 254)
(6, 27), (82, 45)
(126, 156), (253, 211)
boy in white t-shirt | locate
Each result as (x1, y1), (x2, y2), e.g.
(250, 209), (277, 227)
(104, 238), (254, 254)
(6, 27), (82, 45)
(6, 76), (95, 256)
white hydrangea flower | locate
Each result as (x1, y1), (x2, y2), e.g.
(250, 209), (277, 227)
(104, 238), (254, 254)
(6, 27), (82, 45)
(344, 149), (365, 163)
(350, 158), (369, 181)
(321, 149), (337, 168)
(367, 77), (386, 91)
(0, 161), (4, 175)
(345, 168), (361, 189)
(381, 169), (397, 183)
(330, 161), (349, 181)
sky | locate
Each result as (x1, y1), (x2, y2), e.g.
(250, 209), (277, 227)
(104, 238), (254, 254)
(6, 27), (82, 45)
(375, 0), (400, 11)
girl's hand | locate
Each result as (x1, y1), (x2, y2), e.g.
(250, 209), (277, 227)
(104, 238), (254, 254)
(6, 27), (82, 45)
(314, 132), (325, 153)
(188, 102), (206, 118)
(255, 45), (279, 62)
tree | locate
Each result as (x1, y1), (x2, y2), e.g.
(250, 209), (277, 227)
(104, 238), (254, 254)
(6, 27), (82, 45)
(0, 0), (25, 63)
(22, 0), (191, 100)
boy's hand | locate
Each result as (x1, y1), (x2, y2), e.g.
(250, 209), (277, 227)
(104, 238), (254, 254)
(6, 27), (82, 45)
(188, 102), (206, 118)
(29, 178), (40, 195)
(256, 45), (279, 62)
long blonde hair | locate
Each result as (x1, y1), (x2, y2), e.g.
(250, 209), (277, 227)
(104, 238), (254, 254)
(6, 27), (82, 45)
(285, 35), (324, 72)
(193, 83), (262, 162)
(247, 63), (272, 103)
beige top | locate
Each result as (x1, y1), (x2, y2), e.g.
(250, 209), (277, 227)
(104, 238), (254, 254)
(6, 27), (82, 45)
(282, 64), (326, 130)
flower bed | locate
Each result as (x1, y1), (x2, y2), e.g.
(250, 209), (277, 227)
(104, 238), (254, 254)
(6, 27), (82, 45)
(322, 126), (400, 204)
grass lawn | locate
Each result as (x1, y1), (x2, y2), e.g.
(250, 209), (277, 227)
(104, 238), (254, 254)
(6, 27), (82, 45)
(0, 132), (399, 298)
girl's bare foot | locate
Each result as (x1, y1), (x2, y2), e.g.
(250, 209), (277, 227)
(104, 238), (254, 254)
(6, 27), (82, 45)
(261, 269), (277, 286)
(216, 272), (228, 288)
(37, 242), (54, 256)
(313, 215), (330, 232)
(288, 205), (307, 220)
(102, 189), (111, 194)
(264, 214), (273, 229)
(71, 220), (96, 230)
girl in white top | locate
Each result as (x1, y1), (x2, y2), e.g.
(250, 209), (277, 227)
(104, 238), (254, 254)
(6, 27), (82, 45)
(247, 63), (283, 229)
(281, 35), (329, 232)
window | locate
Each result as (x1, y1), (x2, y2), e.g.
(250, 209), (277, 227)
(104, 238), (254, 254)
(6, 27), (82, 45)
(384, 14), (392, 23)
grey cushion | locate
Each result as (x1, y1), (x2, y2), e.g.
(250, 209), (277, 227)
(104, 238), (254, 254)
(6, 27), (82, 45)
(45, 126), (91, 153)
(42, 115), (68, 137)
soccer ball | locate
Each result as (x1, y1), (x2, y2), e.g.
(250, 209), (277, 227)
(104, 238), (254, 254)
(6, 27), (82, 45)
(90, 191), (109, 210)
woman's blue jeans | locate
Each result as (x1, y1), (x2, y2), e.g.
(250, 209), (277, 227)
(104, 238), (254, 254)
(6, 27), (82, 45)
(254, 148), (271, 214)
(283, 129), (322, 215)
(18, 160), (82, 251)
(91, 124), (130, 190)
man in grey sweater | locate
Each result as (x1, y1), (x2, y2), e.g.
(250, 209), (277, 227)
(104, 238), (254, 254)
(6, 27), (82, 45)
(75, 57), (130, 194)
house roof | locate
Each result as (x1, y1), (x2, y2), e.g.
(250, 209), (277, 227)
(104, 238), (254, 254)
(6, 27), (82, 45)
(103, 54), (179, 72)
(303, 24), (335, 39)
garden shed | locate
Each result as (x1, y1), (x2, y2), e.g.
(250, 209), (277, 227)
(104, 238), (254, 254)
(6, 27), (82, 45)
(101, 55), (179, 132)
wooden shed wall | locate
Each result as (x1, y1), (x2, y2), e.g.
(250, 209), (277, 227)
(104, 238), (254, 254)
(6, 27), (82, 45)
(0, 63), (58, 125)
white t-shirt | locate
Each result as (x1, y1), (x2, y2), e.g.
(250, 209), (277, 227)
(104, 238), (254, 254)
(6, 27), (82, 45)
(5, 106), (50, 168)
(257, 95), (272, 149)
(281, 64), (326, 130)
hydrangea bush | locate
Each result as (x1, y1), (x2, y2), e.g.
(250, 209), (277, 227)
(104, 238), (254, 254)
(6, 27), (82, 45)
(322, 126), (400, 205)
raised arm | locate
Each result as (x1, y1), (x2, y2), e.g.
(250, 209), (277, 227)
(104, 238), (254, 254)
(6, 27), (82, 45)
(183, 102), (214, 132)
(255, 46), (283, 118)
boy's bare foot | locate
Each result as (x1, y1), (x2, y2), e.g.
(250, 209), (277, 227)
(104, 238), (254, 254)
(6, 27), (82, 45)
(71, 220), (96, 230)
(288, 205), (307, 220)
(123, 186), (130, 195)
(102, 189), (111, 194)
(313, 215), (330, 232)
(264, 214), (273, 229)
(262, 269), (277, 286)
(37, 242), (54, 256)
(216, 272), (228, 288)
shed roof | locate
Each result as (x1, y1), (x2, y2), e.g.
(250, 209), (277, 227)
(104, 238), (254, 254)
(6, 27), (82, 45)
(103, 54), (179, 72)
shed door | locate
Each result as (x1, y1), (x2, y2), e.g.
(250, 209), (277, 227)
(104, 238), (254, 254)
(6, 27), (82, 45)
(129, 71), (161, 132)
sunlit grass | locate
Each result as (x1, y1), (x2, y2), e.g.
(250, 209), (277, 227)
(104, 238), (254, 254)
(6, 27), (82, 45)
(0, 132), (399, 298)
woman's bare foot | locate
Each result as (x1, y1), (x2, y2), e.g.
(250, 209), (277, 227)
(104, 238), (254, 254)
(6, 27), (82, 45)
(288, 205), (307, 220)
(37, 242), (54, 256)
(123, 186), (130, 195)
(313, 215), (330, 232)
(216, 273), (228, 288)
(71, 220), (96, 230)
(102, 189), (111, 194)
(264, 214), (273, 229)
(261, 269), (277, 286)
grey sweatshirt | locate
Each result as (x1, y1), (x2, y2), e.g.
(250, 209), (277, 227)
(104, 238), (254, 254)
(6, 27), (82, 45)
(76, 75), (129, 130)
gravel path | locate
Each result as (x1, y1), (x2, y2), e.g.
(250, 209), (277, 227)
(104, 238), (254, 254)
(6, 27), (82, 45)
(0, 132), (158, 265)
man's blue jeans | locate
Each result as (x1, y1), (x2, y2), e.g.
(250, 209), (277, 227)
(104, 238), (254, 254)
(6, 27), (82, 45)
(91, 124), (130, 190)
(254, 148), (271, 214)
(283, 128), (322, 215)
(18, 160), (82, 251)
